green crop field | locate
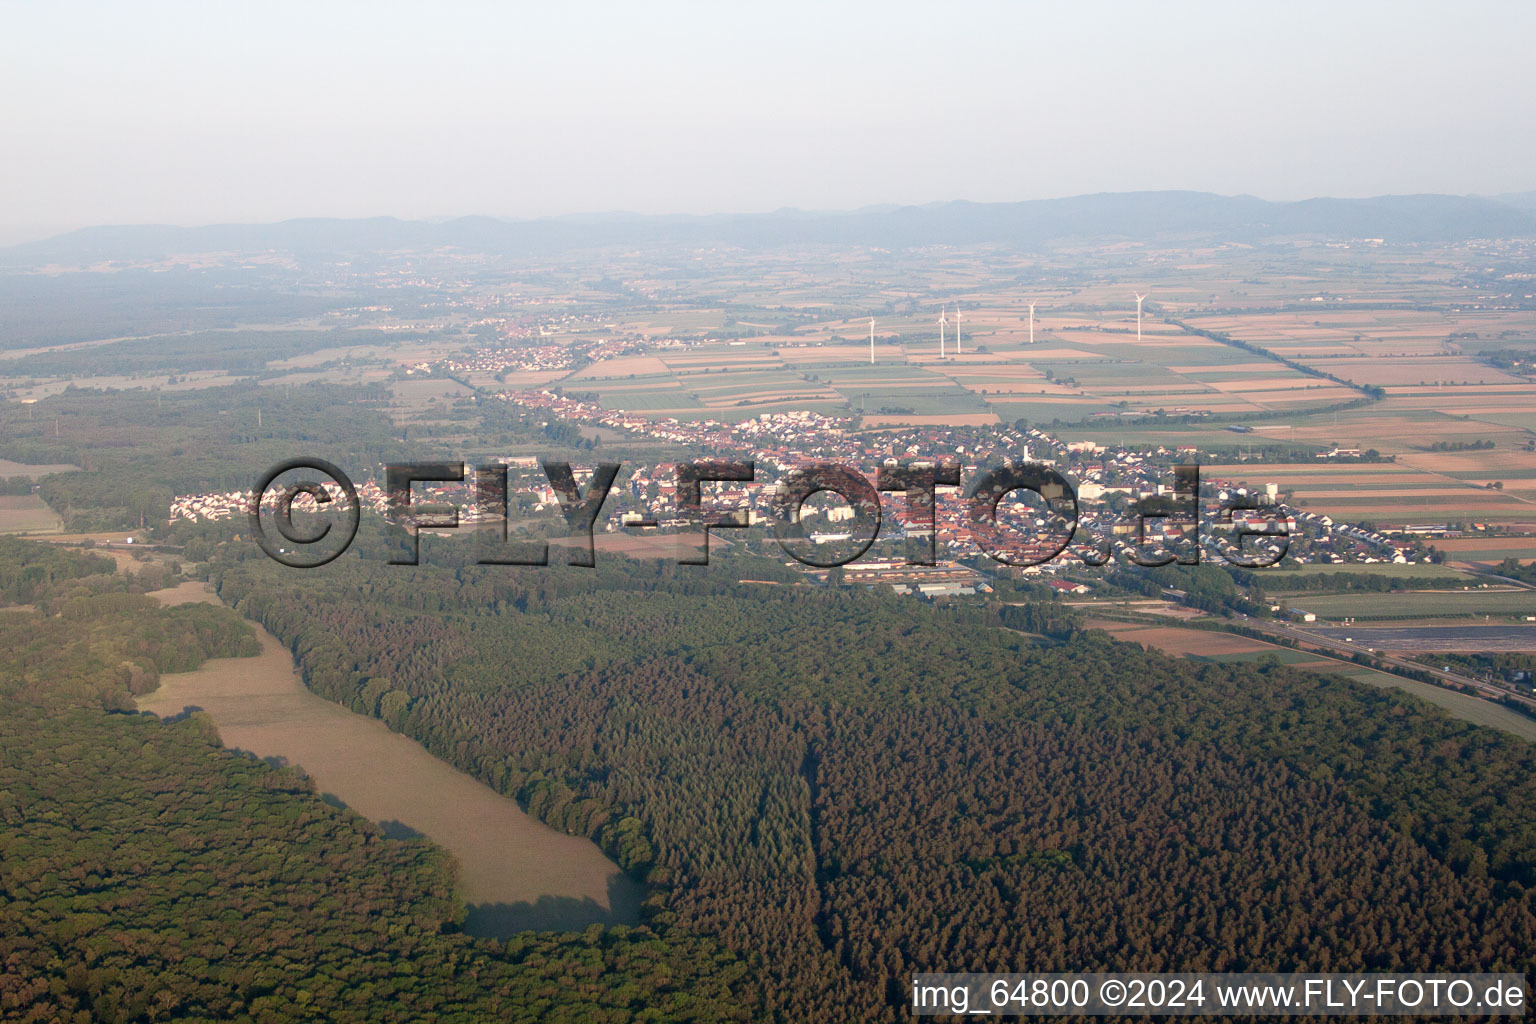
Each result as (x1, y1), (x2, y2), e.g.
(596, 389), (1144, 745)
(1263, 563), (1473, 583)
(0, 494), (63, 534)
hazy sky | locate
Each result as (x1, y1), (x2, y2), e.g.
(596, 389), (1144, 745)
(3, 1), (1534, 244)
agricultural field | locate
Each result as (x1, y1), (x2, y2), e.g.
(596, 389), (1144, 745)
(633, 313), (1362, 425)
(2, 233), (1531, 546)
(1286, 589), (1536, 621)
(137, 607), (643, 937)
(1324, 663), (1536, 742)
(1203, 453), (1536, 529)
(1430, 536), (1536, 562)
(1180, 308), (1536, 367)
(1259, 562), (1479, 593)
(1262, 562), (1472, 580)
(1087, 622), (1281, 658)
(0, 458), (80, 478)
(0, 493), (63, 533)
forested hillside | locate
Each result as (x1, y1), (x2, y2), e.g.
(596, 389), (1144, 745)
(209, 545), (1536, 1022)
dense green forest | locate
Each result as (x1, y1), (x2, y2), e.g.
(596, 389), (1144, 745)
(1, 383), (587, 532)
(0, 329), (414, 379)
(202, 541), (1536, 1022)
(3, 478), (1534, 1020)
(0, 383), (415, 531)
(0, 539), (758, 1022)
(0, 536), (117, 604)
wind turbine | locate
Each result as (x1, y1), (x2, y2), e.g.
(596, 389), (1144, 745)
(953, 302), (962, 354)
(869, 316), (876, 365)
(1134, 293), (1148, 342)
(1028, 301), (1036, 345)
(937, 305), (948, 358)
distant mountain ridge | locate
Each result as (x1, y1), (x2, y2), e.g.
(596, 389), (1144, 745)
(5, 191), (1535, 264)
(1492, 190), (1536, 211)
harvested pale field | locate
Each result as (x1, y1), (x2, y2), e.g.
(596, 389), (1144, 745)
(148, 580), (221, 605)
(1082, 617), (1139, 633)
(1086, 381), (1211, 394)
(0, 459), (81, 477)
(962, 380), (1082, 395)
(1433, 536), (1536, 554)
(1206, 377), (1341, 393)
(1166, 361), (1279, 375)
(1062, 331), (1193, 348)
(1241, 386), (1361, 402)
(553, 532), (686, 560)
(490, 369), (569, 387)
(700, 391), (842, 408)
(389, 378), (471, 410)
(617, 315), (726, 335)
(1389, 384), (1536, 400)
(1288, 487), (1515, 499)
(929, 351), (1017, 364)
(1010, 347), (1104, 359)
(1135, 604), (1208, 620)
(664, 350), (780, 367)
(1317, 499), (1526, 515)
(824, 373), (948, 388)
(988, 381), (1090, 396)
(0, 495), (62, 533)
(587, 377), (688, 391)
(1076, 602), (1204, 621)
(568, 354), (674, 378)
(140, 595), (642, 937)
(1399, 451), (1536, 474)
(1205, 463), (1417, 479)
(1103, 626), (1275, 658)
(1314, 357), (1526, 387)
(944, 365), (1049, 380)
(862, 413), (1000, 427)
(78, 548), (157, 572)
(779, 344), (906, 364)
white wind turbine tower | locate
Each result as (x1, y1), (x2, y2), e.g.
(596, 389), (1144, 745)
(937, 305), (948, 357)
(869, 316), (876, 365)
(952, 302), (962, 354)
(1134, 293), (1148, 342)
(1028, 301), (1037, 345)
